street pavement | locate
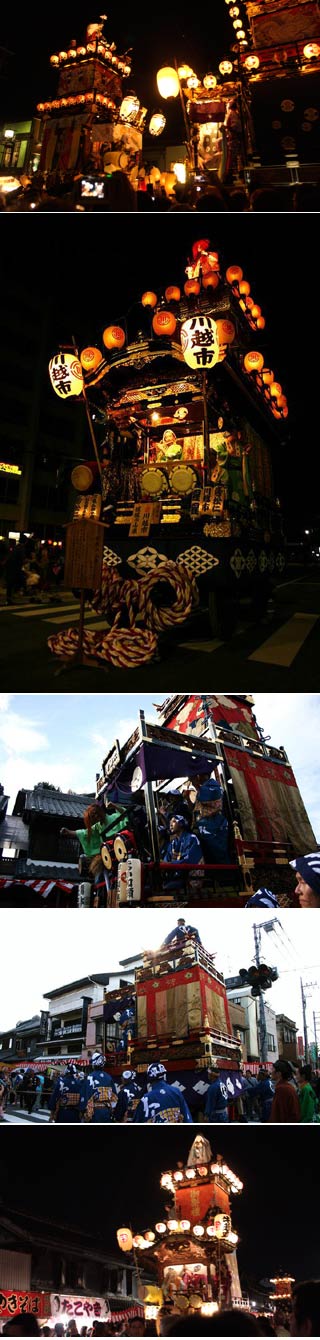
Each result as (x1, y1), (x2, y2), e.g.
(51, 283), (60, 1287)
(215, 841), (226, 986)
(0, 566), (319, 690)
(1, 1106), (50, 1123)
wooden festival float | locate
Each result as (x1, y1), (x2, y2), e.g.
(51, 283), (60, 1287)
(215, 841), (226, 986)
(117, 1136), (243, 1321)
(47, 238), (290, 670)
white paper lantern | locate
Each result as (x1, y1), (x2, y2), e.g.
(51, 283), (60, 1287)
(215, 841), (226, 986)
(149, 112), (166, 136)
(49, 352), (83, 398)
(181, 315), (219, 370)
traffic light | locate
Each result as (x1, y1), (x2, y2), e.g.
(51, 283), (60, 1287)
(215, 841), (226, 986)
(238, 964), (278, 996)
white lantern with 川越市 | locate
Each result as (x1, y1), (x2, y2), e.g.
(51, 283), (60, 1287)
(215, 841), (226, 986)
(49, 352), (83, 398)
(117, 1228), (133, 1252)
(181, 315), (219, 370)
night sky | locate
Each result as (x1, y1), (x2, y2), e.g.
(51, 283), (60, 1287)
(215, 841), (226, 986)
(1, 6), (233, 124)
(2, 216), (319, 526)
(1, 1126), (318, 1288)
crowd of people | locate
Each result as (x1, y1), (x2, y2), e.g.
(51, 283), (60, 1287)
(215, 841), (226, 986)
(0, 534), (64, 606)
(2, 1280), (320, 1336)
(1, 1044), (319, 1125)
(2, 171), (320, 213)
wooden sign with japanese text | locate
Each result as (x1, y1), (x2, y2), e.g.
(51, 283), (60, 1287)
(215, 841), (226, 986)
(64, 520), (104, 589)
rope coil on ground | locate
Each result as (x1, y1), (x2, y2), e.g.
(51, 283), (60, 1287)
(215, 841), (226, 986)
(48, 560), (198, 668)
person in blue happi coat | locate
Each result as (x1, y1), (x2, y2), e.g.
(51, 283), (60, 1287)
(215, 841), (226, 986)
(255, 1067), (275, 1121)
(49, 1063), (83, 1123)
(113, 1068), (143, 1122)
(194, 779), (229, 863)
(162, 916), (201, 947)
(133, 1062), (193, 1124)
(204, 1066), (230, 1122)
(81, 1050), (118, 1123)
(163, 813), (203, 866)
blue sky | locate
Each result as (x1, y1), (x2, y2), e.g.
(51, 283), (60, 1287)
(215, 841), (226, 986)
(0, 693), (319, 839)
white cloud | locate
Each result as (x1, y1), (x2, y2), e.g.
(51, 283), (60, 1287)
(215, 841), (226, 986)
(0, 711), (48, 755)
(0, 694), (13, 712)
(90, 717), (139, 753)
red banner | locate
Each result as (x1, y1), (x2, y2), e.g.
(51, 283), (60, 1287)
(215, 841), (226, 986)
(166, 695), (258, 740)
(0, 1291), (50, 1320)
(224, 747), (316, 850)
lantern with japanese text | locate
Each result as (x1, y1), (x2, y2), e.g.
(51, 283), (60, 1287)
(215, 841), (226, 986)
(80, 347), (104, 373)
(117, 1228), (133, 1252)
(226, 265), (243, 285)
(181, 315), (219, 370)
(216, 318), (236, 347)
(49, 352), (83, 398)
(184, 279), (201, 296)
(141, 291), (158, 308)
(152, 309), (177, 337)
(165, 286), (181, 302)
(103, 326), (126, 351)
(202, 273), (220, 291)
(244, 350), (264, 373)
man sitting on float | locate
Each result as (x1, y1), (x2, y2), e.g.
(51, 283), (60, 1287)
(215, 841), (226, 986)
(162, 811), (203, 868)
(193, 778), (229, 864)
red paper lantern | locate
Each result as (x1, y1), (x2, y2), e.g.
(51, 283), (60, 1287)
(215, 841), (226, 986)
(152, 309), (177, 336)
(184, 279), (201, 296)
(226, 265), (243, 284)
(102, 325), (126, 351)
(165, 286), (181, 302)
(244, 350), (264, 373)
(202, 273), (220, 290)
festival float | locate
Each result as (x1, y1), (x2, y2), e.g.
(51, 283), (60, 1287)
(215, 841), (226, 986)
(117, 1136), (243, 1321)
(34, 16), (146, 194)
(80, 691), (316, 906)
(47, 238), (289, 671)
(237, 0), (320, 172)
(155, 63), (253, 184)
(85, 931), (246, 1114)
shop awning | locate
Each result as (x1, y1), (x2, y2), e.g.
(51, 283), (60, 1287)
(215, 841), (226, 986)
(0, 877), (74, 898)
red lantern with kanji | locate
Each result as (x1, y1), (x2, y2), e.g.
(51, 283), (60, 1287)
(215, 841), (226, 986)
(216, 319), (236, 347)
(165, 286), (181, 302)
(226, 265), (243, 284)
(202, 273), (220, 291)
(184, 279), (201, 296)
(244, 350), (264, 373)
(152, 309), (177, 337)
(103, 326), (126, 351)
(141, 291), (158, 308)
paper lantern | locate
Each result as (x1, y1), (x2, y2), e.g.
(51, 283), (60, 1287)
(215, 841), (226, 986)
(193, 1225), (205, 1237)
(239, 280), (250, 296)
(102, 325), (126, 351)
(141, 291), (158, 309)
(303, 42), (320, 58)
(202, 272), (220, 290)
(203, 73), (217, 89)
(244, 350), (264, 372)
(50, 55), (59, 65)
(184, 279), (201, 296)
(270, 381), (282, 398)
(165, 285), (181, 301)
(219, 60), (233, 74)
(251, 304), (261, 319)
(256, 316), (265, 330)
(117, 1228), (133, 1252)
(149, 112), (166, 136)
(120, 95), (140, 123)
(226, 264), (243, 284)
(49, 352), (83, 398)
(262, 368), (274, 385)
(71, 464), (94, 491)
(157, 67), (180, 98)
(277, 395), (287, 408)
(181, 314), (219, 370)
(152, 309), (177, 337)
(180, 1220), (191, 1231)
(245, 54), (260, 71)
(214, 1214), (230, 1239)
(80, 347), (103, 373)
(155, 1223), (167, 1234)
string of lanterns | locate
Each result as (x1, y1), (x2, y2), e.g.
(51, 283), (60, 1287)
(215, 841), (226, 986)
(48, 253), (288, 420)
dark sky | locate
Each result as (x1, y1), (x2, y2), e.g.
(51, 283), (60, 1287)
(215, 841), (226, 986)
(1, 1126), (318, 1287)
(3, 215), (319, 525)
(1, 7), (232, 124)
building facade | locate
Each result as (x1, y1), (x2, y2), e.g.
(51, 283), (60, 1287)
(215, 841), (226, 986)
(276, 1014), (298, 1064)
(226, 980), (279, 1064)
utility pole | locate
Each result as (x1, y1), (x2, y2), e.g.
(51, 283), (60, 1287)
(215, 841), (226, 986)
(313, 1013), (319, 1067)
(301, 979), (309, 1063)
(301, 981), (318, 1063)
(254, 923), (268, 1065)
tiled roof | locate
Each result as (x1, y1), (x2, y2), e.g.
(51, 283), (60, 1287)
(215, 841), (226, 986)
(26, 860), (79, 881)
(24, 789), (94, 819)
(0, 815), (29, 849)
